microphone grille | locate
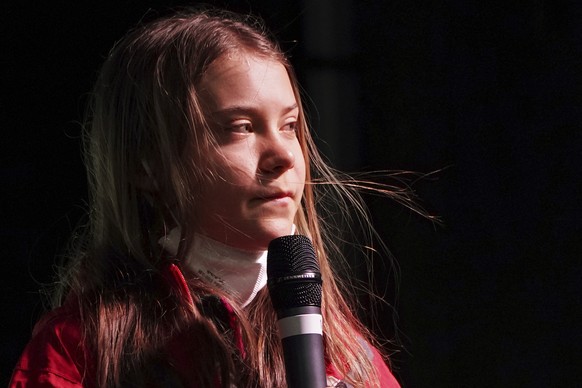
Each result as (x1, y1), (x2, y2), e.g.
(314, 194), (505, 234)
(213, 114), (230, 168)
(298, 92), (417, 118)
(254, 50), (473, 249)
(267, 235), (319, 276)
(267, 235), (322, 312)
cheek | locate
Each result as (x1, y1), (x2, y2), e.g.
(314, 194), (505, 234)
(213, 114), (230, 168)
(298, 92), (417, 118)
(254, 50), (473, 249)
(208, 148), (255, 184)
(295, 145), (307, 182)
(197, 153), (242, 202)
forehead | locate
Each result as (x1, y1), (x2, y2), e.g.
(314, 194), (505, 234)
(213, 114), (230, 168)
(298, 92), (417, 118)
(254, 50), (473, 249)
(197, 53), (296, 111)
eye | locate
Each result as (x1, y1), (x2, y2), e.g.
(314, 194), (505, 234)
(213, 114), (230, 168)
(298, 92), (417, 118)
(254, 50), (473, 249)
(281, 121), (298, 132)
(226, 122), (253, 133)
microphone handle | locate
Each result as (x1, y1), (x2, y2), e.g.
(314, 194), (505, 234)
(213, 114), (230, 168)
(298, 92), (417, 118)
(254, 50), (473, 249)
(277, 306), (326, 388)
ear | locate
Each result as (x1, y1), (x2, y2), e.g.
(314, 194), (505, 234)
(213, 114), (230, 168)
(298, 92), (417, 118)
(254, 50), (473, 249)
(137, 160), (182, 228)
(135, 159), (160, 193)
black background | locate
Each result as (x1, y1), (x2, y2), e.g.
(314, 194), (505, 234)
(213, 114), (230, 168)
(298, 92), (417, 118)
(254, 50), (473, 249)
(2, 1), (581, 386)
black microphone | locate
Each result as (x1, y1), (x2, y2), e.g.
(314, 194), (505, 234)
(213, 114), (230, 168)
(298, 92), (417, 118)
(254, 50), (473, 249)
(267, 235), (326, 388)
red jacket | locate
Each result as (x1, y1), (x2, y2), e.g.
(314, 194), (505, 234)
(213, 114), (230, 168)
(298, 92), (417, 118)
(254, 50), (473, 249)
(10, 264), (400, 387)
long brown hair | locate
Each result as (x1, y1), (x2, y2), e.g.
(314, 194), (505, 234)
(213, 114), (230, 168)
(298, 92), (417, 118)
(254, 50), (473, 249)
(55, 7), (423, 387)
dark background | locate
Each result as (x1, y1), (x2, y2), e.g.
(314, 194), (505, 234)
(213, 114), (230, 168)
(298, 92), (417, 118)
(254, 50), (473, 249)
(2, 1), (580, 386)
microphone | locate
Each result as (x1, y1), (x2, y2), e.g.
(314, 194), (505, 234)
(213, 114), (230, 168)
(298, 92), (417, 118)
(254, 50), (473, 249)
(267, 235), (326, 388)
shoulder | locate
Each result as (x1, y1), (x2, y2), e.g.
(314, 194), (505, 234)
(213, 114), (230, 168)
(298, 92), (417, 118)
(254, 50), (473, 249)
(359, 339), (401, 388)
(326, 339), (401, 387)
(368, 344), (401, 388)
(9, 305), (92, 388)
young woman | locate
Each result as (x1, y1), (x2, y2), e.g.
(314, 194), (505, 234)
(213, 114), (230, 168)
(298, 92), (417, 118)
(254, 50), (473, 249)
(10, 8), (402, 387)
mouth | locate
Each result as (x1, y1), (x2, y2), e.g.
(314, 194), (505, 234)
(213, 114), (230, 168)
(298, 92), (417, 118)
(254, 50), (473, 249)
(255, 190), (294, 202)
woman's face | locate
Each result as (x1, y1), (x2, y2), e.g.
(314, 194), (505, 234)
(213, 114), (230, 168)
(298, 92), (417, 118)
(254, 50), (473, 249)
(195, 53), (306, 251)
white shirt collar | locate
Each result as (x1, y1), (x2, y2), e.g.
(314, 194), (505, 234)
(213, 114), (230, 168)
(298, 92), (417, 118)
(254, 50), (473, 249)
(159, 228), (268, 308)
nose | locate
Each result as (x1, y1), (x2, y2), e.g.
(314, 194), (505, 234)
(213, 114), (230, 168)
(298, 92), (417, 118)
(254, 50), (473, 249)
(258, 135), (296, 176)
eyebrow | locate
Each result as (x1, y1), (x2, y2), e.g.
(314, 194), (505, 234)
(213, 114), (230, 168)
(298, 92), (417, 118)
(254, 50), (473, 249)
(211, 103), (299, 117)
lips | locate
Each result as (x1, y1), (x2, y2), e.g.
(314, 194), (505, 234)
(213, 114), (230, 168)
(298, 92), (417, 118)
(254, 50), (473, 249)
(255, 190), (293, 201)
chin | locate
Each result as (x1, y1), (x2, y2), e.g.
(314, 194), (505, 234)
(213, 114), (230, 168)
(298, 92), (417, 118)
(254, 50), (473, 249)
(247, 222), (295, 249)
